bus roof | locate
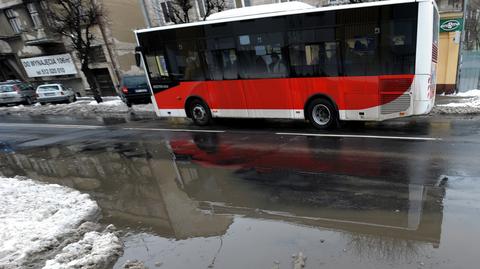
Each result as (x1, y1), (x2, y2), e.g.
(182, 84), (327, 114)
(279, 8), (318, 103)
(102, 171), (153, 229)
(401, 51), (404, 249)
(135, 0), (427, 35)
(205, 2), (315, 21)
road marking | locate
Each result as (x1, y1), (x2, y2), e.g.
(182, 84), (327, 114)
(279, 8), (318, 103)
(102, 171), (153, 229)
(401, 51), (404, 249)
(0, 123), (103, 129)
(276, 132), (442, 141)
(0, 123), (440, 139)
(123, 127), (225, 133)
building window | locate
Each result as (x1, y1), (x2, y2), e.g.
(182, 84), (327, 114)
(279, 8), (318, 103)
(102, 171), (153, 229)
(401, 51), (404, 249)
(235, 0), (243, 8)
(5, 9), (22, 33)
(160, 1), (172, 24)
(88, 46), (107, 63)
(27, 3), (43, 29)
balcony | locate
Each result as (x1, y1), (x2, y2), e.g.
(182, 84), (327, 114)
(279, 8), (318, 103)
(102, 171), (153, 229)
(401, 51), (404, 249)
(21, 28), (62, 46)
(437, 0), (464, 13)
(0, 0), (24, 9)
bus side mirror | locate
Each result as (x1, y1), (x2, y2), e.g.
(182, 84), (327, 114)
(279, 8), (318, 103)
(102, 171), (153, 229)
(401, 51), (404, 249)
(134, 46), (143, 67)
(135, 53), (141, 67)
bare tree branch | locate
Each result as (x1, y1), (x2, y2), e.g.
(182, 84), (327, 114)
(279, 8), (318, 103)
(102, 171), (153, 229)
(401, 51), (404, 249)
(203, 0), (225, 21)
(44, 0), (104, 102)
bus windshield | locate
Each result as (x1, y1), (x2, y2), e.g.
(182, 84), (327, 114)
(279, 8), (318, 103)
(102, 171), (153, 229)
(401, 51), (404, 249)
(144, 51), (170, 82)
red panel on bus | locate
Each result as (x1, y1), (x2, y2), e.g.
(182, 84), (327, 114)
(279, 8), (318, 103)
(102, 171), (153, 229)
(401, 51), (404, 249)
(153, 75), (413, 111)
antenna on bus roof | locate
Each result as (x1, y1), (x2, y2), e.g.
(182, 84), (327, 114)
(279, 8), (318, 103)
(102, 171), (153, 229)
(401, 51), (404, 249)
(205, 1), (315, 21)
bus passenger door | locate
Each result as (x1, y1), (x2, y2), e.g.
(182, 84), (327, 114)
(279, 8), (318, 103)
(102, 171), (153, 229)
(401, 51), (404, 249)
(204, 44), (249, 118)
(236, 32), (294, 118)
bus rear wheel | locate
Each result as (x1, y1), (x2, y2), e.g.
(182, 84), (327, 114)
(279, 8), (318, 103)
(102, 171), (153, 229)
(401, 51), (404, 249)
(307, 98), (338, 130)
(189, 99), (212, 126)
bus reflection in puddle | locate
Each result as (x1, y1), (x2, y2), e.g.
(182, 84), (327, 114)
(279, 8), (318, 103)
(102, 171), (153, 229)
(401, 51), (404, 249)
(169, 132), (444, 247)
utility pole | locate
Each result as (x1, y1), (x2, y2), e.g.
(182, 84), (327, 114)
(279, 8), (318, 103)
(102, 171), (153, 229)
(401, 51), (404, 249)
(455, 0), (469, 93)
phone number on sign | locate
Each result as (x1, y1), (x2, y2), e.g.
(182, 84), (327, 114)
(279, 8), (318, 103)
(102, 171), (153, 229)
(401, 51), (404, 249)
(35, 68), (67, 76)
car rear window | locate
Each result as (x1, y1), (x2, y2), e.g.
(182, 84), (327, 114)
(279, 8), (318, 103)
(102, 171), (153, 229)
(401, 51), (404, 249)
(0, 85), (15, 92)
(123, 76), (148, 88)
(37, 86), (60, 92)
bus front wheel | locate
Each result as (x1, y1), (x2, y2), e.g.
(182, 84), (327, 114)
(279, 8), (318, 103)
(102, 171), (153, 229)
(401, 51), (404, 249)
(307, 98), (338, 130)
(189, 99), (212, 126)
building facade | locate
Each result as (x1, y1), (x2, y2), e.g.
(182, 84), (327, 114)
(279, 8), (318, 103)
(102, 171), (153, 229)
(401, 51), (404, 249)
(436, 0), (464, 94)
(0, 0), (146, 96)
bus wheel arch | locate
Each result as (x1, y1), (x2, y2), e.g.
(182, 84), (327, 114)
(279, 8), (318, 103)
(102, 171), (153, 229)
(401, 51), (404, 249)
(185, 96), (212, 126)
(304, 94), (339, 130)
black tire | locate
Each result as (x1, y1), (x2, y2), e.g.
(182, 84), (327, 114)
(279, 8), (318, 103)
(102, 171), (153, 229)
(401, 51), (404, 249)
(125, 100), (132, 107)
(306, 98), (338, 130)
(189, 99), (212, 126)
(73, 95), (77, 102)
(23, 97), (32, 106)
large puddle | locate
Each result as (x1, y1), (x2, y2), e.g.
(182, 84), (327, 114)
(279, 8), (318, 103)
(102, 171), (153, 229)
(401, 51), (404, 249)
(1, 130), (479, 268)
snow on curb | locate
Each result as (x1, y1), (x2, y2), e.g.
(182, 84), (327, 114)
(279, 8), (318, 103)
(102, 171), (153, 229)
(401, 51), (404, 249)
(434, 91), (480, 114)
(0, 176), (122, 269)
(455, 89), (480, 97)
(0, 97), (155, 118)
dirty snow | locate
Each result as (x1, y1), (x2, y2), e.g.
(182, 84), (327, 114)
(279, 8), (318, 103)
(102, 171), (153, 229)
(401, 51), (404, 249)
(87, 99), (124, 106)
(0, 97), (155, 118)
(44, 230), (122, 269)
(433, 89), (480, 114)
(0, 176), (122, 269)
(455, 89), (480, 97)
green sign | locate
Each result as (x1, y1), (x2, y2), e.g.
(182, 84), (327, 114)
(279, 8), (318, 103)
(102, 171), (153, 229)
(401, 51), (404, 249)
(440, 18), (464, 32)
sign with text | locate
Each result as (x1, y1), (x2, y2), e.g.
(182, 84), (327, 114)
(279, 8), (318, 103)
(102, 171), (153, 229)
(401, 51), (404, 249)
(440, 18), (463, 32)
(21, 54), (78, 78)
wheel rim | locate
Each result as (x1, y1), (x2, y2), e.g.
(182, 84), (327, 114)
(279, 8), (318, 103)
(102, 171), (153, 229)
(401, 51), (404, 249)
(192, 104), (207, 122)
(312, 104), (331, 126)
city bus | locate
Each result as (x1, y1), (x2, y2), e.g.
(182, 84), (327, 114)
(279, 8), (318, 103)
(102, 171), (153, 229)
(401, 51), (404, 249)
(134, 0), (439, 129)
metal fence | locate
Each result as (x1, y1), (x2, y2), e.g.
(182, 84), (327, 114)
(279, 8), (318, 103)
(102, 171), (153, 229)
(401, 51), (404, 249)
(458, 51), (480, 92)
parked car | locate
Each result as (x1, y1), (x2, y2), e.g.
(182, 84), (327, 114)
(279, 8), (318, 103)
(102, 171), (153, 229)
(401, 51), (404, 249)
(0, 80), (36, 106)
(120, 75), (151, 107)
(36, 84), (77, 105)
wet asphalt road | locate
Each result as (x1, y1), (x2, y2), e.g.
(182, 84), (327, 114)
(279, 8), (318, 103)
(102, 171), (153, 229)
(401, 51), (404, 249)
(1, 114), (480, 269)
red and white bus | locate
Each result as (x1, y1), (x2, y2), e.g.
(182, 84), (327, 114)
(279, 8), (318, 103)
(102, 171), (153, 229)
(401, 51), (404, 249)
(135, 0), (439, 129)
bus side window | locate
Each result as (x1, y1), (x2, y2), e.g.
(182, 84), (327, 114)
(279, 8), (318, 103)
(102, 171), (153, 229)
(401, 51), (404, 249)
(288, 29), (341, 77)
(205, 37), (238, 80)
(380, 19), (416, 75)
(236, 32), (288, 79)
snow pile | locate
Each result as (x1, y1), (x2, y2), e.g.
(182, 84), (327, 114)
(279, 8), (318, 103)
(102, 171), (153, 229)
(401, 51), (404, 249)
(44, 231), (122, 269)
(455, 89), (480, 97)
(0, 177), (122, 269)
(434, 89), (480, 114)
(0, 97), (155, 118)
(87, 99), (124, 106)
